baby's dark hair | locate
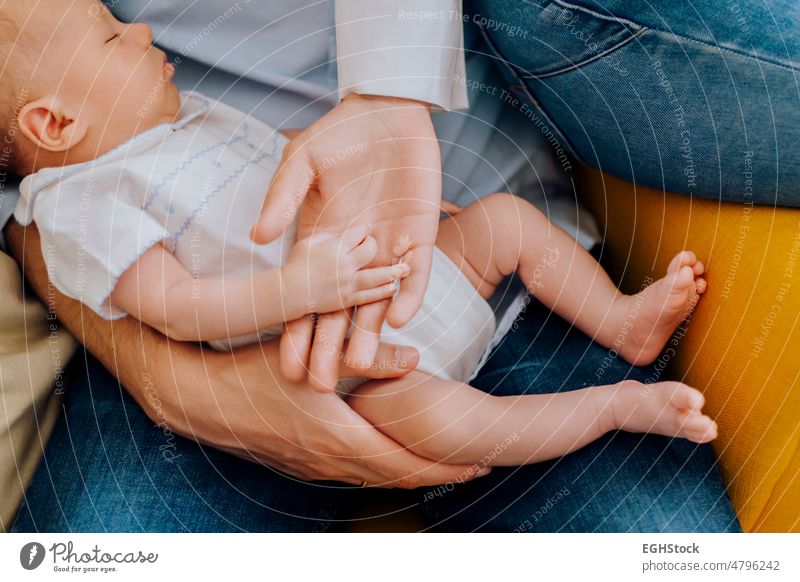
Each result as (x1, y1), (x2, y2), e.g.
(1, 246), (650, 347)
(0, 11), (32, 176)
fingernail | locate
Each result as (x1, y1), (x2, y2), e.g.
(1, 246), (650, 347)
(475, 466), (491, 477)
(392, 263), (410, 277)
(397, 346), (418, 368)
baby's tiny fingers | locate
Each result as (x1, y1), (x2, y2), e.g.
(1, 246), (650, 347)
(349, 235), (378, 266)
(356, 264), (410, 290)
(351, 282), (399, 305)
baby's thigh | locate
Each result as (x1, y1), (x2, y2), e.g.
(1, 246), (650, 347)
(346, 370), (449, 425)
(346, 370), (503, 461)
(347, 370), (479, 437)
(436, 192), (535, 299)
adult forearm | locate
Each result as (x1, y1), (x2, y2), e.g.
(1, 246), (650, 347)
(4, 221), (195, 427)
(5, 222), (294, 459)
(3, 222), (482, 487)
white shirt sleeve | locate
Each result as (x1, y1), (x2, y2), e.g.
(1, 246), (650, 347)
(335, 1), (468, 110)
(15, 176), (169, 320)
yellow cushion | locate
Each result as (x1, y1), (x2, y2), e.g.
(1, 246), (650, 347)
(580, 168), (800, 532)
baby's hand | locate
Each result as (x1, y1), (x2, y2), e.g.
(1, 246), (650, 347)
(282, 224), (411, 315)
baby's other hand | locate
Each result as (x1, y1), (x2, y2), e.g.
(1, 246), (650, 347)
(283, 224), (411, 315)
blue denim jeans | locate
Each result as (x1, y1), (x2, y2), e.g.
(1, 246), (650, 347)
(414, 282), (738, 532)
(12, 276), (739, 532)
(471, 0), (800, 207)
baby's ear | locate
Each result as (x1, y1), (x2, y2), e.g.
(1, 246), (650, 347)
(17, 98), (88, 153)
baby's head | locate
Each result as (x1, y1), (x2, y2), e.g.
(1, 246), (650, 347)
(0, 0), (180, 175)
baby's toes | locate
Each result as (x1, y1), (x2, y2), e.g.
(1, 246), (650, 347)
(692, 260), (705, 277)
(680, 413), (718, 443)
(668, 250), (697, 273)
(670, 266), (696, 295)
(695, 277), (707, 294)
(668, 383), (705, 412)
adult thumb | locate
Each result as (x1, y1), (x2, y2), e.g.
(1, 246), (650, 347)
(251, 147), (315, 244)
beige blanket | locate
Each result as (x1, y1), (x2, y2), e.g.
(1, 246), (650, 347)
(0, 251), (75, 530)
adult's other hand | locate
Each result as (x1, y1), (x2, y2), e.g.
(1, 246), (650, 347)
(254, 94), (442, 390)
(6, 221), (488, 488)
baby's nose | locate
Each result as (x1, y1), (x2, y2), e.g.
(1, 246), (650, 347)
(126, 22), (154, 45)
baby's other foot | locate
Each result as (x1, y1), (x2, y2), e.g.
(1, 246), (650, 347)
(616, 251), (706, 366)
(611, 381), (717, 444)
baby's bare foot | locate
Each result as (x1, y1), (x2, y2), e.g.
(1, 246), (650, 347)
(610, 381), (717, 444)
(615, 251), (706, 366)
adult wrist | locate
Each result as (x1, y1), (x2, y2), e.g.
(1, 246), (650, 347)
(344, 92), (433, 112)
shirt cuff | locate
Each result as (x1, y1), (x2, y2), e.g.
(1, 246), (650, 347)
(335, 1), (468, 111)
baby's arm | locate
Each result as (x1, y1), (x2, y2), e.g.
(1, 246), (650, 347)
(110, 224), (410, 342)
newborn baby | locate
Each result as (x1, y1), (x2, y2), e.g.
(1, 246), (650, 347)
(4, 0), (716, 470)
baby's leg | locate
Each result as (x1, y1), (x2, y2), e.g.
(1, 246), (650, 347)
(348, 371), (717, 466)
(436, 193), (706, 366)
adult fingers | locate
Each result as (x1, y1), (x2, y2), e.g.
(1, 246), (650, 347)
(308, 310), (351, 392)
(355, 263), (410, 290)
(346, 299), (389, 369)
(251, 143), (315, 244)
(351, 282), (399, 306)
(351, 426), (491, 489)
(279, 316), (315, 382)
(386, 243), (433, 328)
(339, 341), (419, 379)
(307, 403), (489, 487)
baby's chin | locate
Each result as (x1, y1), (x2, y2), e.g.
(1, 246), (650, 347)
(164, 86), (183, 121)
(166, 76), (182, 101)
(147, 82), (182, 124)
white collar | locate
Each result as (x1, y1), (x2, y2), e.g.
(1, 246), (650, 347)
(21, 91), (212, 200)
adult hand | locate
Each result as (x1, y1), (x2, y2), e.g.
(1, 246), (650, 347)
(5, 221), (490, 488)
(253, 94), (443, 391)
(201, 341), (489, 486)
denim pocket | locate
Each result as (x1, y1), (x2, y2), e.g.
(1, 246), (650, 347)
(471, 20), (578, 159)
(471, 1), (646, 161)
(471, 0), (647, 80)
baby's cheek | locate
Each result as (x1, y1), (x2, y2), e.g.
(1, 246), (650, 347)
(63, 63), (98, 101)
(124, 69), (164, 114)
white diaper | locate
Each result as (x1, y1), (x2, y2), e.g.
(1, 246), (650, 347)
(336, 246), (527, 394)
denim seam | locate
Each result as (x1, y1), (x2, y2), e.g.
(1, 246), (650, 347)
(311, 494), (341, 533)
(476, 22), (581, 159)
(551, 0), (799, 73)
(508, 78), (579, 160)
(550, 0), (650, 30)
(645, 27), (800, 74)
(519, 26), (649, 79)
